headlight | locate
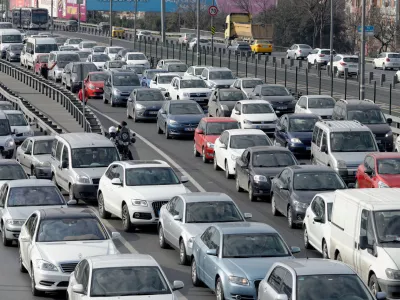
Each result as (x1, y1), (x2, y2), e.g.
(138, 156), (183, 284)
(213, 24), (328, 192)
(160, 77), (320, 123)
(290, 138), (302, 144)
(182, 93), (190, 97)
(337, 160), (347, 168)
(386, 268), (400, 280)
(231, 154), (239, 161)
(6, 219), (25, 226)
(131, 199), (148, 206)
(221, 105), (229, 111)
(88, 84), (95, 89)
(76, 175), (90, 184)
(378, 181), (389, 188)
(113, 89), (121, 95)
(187, 237), (195, 248)
(38, 161), (51, 167)
(243, 119), (252, 125)
(135, 103), (145, 110)
(386, 131), (393, 138)
(292, 199), (309, 210)
(5, 138), (14, 148)
(36, 259), (58, 272)
(228, 276), (249, 286)
(206, 142), (214, 148)
(168, 119), (178, 125)
(23, 131), (34, 137)
(254, 175), (268, 182)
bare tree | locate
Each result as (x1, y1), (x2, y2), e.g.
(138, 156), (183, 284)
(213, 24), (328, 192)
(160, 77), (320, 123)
(368, 7), (400, 53)
(231, 0), (253, 14)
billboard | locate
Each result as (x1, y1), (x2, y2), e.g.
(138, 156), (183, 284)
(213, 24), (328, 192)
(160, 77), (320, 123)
(9, 0), (31, 9)
(58, 0), (87, 21)
(35, 0), (58, 18)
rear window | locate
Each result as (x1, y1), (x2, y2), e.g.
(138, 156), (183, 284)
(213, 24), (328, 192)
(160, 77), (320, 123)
(388, 54), (400, 58)
(199, 39), (208, 43)
(299, 44), (312, 49)
(343, 57), (358, 63)
(320, 50), (330, 55)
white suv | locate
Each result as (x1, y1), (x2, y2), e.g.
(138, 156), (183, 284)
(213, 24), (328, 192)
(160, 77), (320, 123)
(327, 54), (359, 78)
(307, 48), (335, 67)
(373, 52), (400, 70)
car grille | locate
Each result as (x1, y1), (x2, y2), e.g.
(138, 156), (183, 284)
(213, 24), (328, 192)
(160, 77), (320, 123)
(320, 115), (331, 119)
(92, 178), (100, 185)
(347, 164), (359, 169)
(252, 121), (274, 124)
(271, 101), (290, 106)
(60, 262), (79, 273)
(190, 93), (208, 97)
(152, 201), (169, 218)
(120, 92), (130, 97)
(16, 133), (23, 137)
(181, 123), (198, 127)
(374, 133), (386, 138)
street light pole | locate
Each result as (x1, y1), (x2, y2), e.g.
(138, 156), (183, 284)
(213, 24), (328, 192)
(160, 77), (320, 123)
(109, 0), (113, 46)
(396, 0), (399, 50)
(78, 1), (81, 32)
(51, 0), (54, 35)
(360, 0), (366, 100)
(329, 0), (333, 77)
(133, 0), (138, 48)
(161, 0), (166, 46)
(196, 0), (200, 65)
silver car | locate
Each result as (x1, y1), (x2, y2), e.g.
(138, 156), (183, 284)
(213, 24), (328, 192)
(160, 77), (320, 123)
(16, 136), (54, 179)
(158, 192), (252, 265)
(127, 88), (166, 121)
(0, 179), (73, 246)
(286, 44), (313, 60)
(0, 111), (16, 158)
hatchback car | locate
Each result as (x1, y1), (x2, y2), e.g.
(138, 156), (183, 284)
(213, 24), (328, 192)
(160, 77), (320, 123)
(127, 88), (166, 122)
(286, 44), (312, 60)
(328, 54), (359, 77)
(232, 77), (264, 98)
(64, 38), (83, 49)
(307, 48), (335, 67)
(83, 71), (107, 99)
(373, 52), (400, 70)
(6, 43), (23, 62)
(78, 41), (97, 52)
(103, 71), (141, 107)
(207, 88), (247, 117)
(295, 95), (335, 119)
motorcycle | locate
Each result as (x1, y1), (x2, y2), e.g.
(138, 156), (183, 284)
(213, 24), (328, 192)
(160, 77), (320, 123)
(105, 132), (136, 160)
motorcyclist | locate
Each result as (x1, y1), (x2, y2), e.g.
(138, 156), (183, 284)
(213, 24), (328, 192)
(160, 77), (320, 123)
(116, 121), (135, 160)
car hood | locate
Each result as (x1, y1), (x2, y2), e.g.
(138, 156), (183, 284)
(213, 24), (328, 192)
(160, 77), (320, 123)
(138, 101), (164, 108)
(0, 135), (13, 144)
(113, 85), (138, 93)
(364, 123), (391, 135)
(378, 174), (400, 187)
(308, 108), (333, 116)
(8, 205), (67, 220)
(332, 152), (371, 167)
(243, 88), (254, 95)
(34, 154), (52, 163)
(89, 296), (174, 300)
(75, 167), (108, 179)
(253, 167), (286, 179)
(12, 125), (30, 134)
(222, 256), (295, 280)
(127, 60), (148, 65)
(125, 185), (187, 200)
(287, 131), (313, 140)
(209, 79), (236, 87)
(292, 190), (331, 204)
(243, 114), (277, 122)
(231, 149), (246, 157)
(181, 88), (211, 94)
(382, 248), (400, 268)
(259, 96), (295, 103)
(169, 114), (204, 123)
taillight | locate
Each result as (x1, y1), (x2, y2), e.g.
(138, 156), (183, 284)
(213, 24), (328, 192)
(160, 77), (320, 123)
(340, 62), (347, 66)
(299, 50), (302, 53)
(319, 54), (325, 57)
(268, 44), (272, 47)
(386, 58), (390, 62)
(256, 44), (261, 47)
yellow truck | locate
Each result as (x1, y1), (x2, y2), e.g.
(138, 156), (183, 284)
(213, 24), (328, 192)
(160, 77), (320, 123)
(224, 13), (274, 54)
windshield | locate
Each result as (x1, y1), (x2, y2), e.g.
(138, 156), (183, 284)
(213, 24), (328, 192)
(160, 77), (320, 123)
(78, 52), (90, 59)
(55, 37), (67, 44)
(7, 113), (27, 126)
(0, 23), (12, 28)
(347, 109), (386, 124)
(209, 71), (234, 80)
(230, 135), (271, 149)
(374, 210), (400, 243)
(377, 158), (400, 175)
(299, 44), (312, 49)
(388, 54), (400, 58)
(127, 53), (146, 60)
(206, 122), (239, 135)
(242, 79), (263, 89)
(126, 66), (145, 74)
(35, 43), (58, 53)
(73, 64), (98, 79)
(93, 46), (106, 52)
(90, 73), (108, 82)
(308, 97), (335, 108)
(2, 35), (22, 43)
(137, 90), (164, 101)
(261, 86), (290, 96)
(83, 43), (96, 48)
(167, 64), (188, 72)
(113, 74), (140, 86)
(289, 118), (318, 132)
(92, 54), (109, 62)
(69, 39), (82, 44)
(0, 103), (13, 111)
(72, 147), (119, 168)
(252, 152), (296, 167)
(0, 119), (11, 136)
(109, 47), (122, 53)
(222, 233), (290, 258)
(330, 131), (377, 152)
(186, 201), (243, 223)
(293, 172), (346, 190)
(343, 57), (358, 63)
(158, 75), (175, 84)
(194, 67), (205, 75)
(243, 103), (273, 114)
(0, 164), (27, 180)
(180, 80), (207, 88)
(170, 103), (203, 115)
(90, 266), (170, 297)
(32, 11), (48, 24)
(220, 91), (246, 101)
(59, 46), (76, 51)
(125, 167), (180, 186)
(57, 54), (80, 68)
(108, 61), (126, 68)
(33, 140), (53, 155)
(38, 55), (49, 62)
(10, 44), (23, 51)
(7, 186), (65, 207)
(37, 218), (107, 242)
(297, 275), (374, 300)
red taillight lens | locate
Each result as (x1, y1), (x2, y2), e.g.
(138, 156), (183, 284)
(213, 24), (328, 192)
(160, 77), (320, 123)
(319, 54), (325, 57)
(386, 58), (390, 62)
(299, 50), (302, 53)
(340, 62), (347, 66)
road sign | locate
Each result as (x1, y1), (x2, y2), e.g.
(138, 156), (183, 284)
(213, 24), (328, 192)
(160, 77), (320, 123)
(357, 25), (374, 36)
(208, 5), (218, 16)
(211, 26), (215, 35)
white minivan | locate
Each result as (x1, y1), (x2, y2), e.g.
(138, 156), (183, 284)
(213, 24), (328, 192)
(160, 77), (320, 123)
(21, 37), (58, 69)
(330, 188), (400, 298)
(0, 29), (22, 59)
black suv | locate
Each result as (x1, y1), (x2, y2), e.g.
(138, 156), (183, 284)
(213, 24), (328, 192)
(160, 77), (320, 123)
(332, 99), (393, 151)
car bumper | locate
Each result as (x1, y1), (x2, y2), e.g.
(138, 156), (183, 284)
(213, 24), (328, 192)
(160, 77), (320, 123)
(290, 206), (307, 225)
(34, 166), (52, 179)
(8, 55), (20, 61)
(288, 143), (311, 155)
(271, 105), (295, 116)
(1, 147), (14, 158)
(338, 168), (357, 183)
(86, 88), (104, 97)
(337, 67), (358, 75)
(167, 125), (196, 136)
(113, 96), (129, 105)
(33, 267), (71, 291)
(376, 137), (393, 152)
(251, 181), (272, 197)
(128, 205), (161, 225)
(135, 109), (159, 120)
(377, 278), (400, 299)
(224, 279), (258, 300)
(243, 123), (276, 136)
(54, 72), (63, 80)
(4, 225), (21, 240)
(204, 146), (214, 159)
(72, 183), (98, 200)
(384, 63), (400, 68)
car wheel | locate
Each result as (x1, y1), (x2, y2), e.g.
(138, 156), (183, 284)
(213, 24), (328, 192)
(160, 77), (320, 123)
(110, 96), (116, 107)
(369, 274), (381, 295)
(1, 223), (12, 246)
(191, 259), (201, 287)
(235, 175), (243, 192)
(202, 148), (209, 163)
(373, 62), (376, 69)
(213, 154), (220, 170)
(322, 240), (329, 259)
(133, 111), (138, 123)
(336, 252), (342, 261)
(157, 121), (163, 134)
(19, 248), (27, 273)
(179, 240), (189, 265)
(288, 205), (295, 228)
(165, 125), (171, 139)
(69, 185), (77, 204)
(127, 108), (132, 119)
(103, 93), (108, 104)
(225, 161), (232, 179)
(382, 63), (386, 70)
(311, 156), (317, 165)
(304, 226), (313, 249)
(31, 268), (43, 296)
(355, 180), (359, 188)
(122, 203), (134, 232)
(158, 226), (168, 249)
(248, 183), (256, 201)
(193, 143), (200, 157)
(294, 54), (298, 60)
(216, 278), (224, 300)
(272, 195), (280, 216)
(98, 193), (111, 219)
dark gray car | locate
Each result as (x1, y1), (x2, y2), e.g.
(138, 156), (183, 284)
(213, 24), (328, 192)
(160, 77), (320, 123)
(127, 88), (165, 122)
(270, 165), (348, 228)
(63, 62), (98, 93)
(6, 44), (23, 62)
(207, 88), (247, 117)
(103, 71), (141, 107)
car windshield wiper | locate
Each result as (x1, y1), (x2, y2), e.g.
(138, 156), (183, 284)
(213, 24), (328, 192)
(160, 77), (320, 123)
(380, 239), (400, 243)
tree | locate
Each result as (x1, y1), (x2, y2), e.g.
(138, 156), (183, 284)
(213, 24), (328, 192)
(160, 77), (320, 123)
(231, 0), (253, 14)
(368, 7), (400, 53)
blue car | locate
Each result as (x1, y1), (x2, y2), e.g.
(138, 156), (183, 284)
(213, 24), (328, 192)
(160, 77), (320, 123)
(274, 113), (320, 156)
(191, 223), (300, 300)
(157, 100), (205, 139)
(140, 69), (169, 87)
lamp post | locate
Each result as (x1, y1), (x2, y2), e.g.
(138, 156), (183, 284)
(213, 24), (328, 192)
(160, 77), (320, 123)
(360, 0), (366, 100)
(51, 0), (54, 35)
(396, 0), (399, 49)
(196, 0), (200, 64)
(329, 0), (333, 77)
(109, 0), (113, 46)
(133, 0), (138, 48)
(161, 0), (166, 46)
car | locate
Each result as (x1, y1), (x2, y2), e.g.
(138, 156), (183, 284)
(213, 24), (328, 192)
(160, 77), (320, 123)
(373, 52), (400, 70)
(97, 160), (189, 231)
(307, 48), (335, 67)
(274, 113), (320, 156)
(327, 54), (359, 77)
(194, 117), (239, 163)
(58, 45), (78, 51)
(97, 22), (110, 33)
(82, 71), (107, 99)
(286, 44), (313, 59)
(63, 20), (78, 31)
(303, 192), (334, 258)
(0, 179), (72, 246)
(91, 45), (106, 53)
(0, 159), (29, 188)
(227, 41), (252, 55)
(62, 62), (98, 92)
(111, 26), (125, 38)
(67, 254), (184, 300)
(16, 136), (54, 179)
(157, 100), (205, 139)
(207, 88), (247, 117)
(121, 64), (146, 79)
(231, 77), (264, 98)
(47, 51), (81, 82)
(136, 30), (152, 41)
(0, 111), (16, 158)
(122, 52), (150, 68)
(214, 129), (272, 179)
(115, 48), (136, 60)
(86, 53), (110, 70)
(127, 88), (166, 121)
(250, 39), (273, 55)
(150, 73), (180, 96)
(34, 53), (49, 75)
(270, 165), (348, 228)
(295, 95), (335, 119)
(355, 153), (400, 188)
(230, 100), (278, 136)
(78, 41), (97, 51)
(19, 208), (120, 296)
(0, 101), (13, 111)
(162, 62), (189, 76)
(4, 110), (34, 145)
(178, 33), (195, 45)
(236, 146), (299, 201)
(77, 50), (91, 62)
(5, 43), (23, 62)
(191, 223), (300, 300)
(183, 65), (208, 78)
(258, 259), (384, 300)
(201, 67), (236, 88)
(249, 84), (296, 116)
(103, 60), (127, 71)
(55, 37), (68, 47)
(188, 37), (210, 51)
(156, 59), (182, 69)
(64, 38), (83, 49)
(140, 69), (169, 87)
(158, 192), (252, 264)
(103, 71), (141, 107)
(104, 46), (123, 60)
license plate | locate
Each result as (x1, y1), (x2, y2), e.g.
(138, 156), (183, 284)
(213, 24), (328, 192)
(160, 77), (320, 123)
(148, 111), (158, 115)
(306, 147), (311, 150)
(349, 65), (357, 68)
(185, 127), (195, 131)
(277, 106), (287, 110)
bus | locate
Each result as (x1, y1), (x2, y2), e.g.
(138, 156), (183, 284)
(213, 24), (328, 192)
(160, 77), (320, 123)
(11, 8), (48, 30)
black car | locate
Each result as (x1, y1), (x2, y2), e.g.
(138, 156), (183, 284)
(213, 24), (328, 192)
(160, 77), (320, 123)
(97, 22), (110, 33)
(64, 20), (78, 31)
(270, 165), (348, 228)
(207, 88), (247, 117)
(6, 44), (23, 62)
(235, 146), (298, 201)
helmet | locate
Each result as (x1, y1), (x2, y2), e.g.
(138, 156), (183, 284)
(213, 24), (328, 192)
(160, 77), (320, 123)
(121, 121), (127, 127)
(109, 126), (117, 133)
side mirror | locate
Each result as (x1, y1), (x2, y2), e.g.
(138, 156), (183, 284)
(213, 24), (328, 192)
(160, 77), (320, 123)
(387, 118), (392, 125)
(30, 50), (34, 55)
(314, 216), (323, 223)
(290, 246), (301, 254)
(196, 129), (204, 134)
(67, 199), (77, 205)
(364, 169), (373, 176)
(243, 212), (252, 219)
(235, 111), (241, 115)
(72, 284), (85, 294)
(172, 280), (184, 291)
(180, 175), (189, 183)
(206, 249), (217, 256)
(376, 292), (387, 300)
(275, 294), (289, 300)
(61, 160), (68, 169)
(320, 145), (327, 153)
(173, 215), (182, 221)
(111, 232), (121, 239)
(359, 235), (373, 250)
(25, 149), (31, 155)
(348, 183), (355, 188)
(111, 178), (122, 185)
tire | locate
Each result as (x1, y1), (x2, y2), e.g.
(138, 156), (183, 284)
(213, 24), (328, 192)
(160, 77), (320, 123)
(165, 125), (171, 139)
(103, 93), (108, 104)
(368, 274), (381, 295)
(202, 148), (208, 163)
(127, 108), (132, 119)
(288, 205), (295, 228)
(382, 63), (386, 70)
(19, 248), (27, 273)
(1, 223), (12, 246)
(111, 96), (116, 107)
(193, 143), (200, 157)
(68, 185), (76, 203)
(191, 259), (201, 287)
(179, 240), (189, 265)
(304, 226), (313, 249)
(216, 278), (224, 300)
(157, 121), (163, 134)
(355, 180), (359, 188)
(271, 195), (280, 216)
(322, 240), (329, 259)
(158, 226), (167, 249)
(213, 154), (220, 170)
(122, 204), (134, 232)
(31, 269), (43, 296)
(31, 166), (35, 177)
(133, 111), (138, 123)
(336, 252), (342, 261)
(235, 175), (243, 192)
(225, 161), (232, 179)
(98, 193), (111, 219)
(294, 54), (298, 60)
(249, 184), (257, 201)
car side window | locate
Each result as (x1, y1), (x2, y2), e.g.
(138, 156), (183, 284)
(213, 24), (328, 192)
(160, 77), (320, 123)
(20, 139), (29, 151)
(321, 132), (327, 148)
(361, 209), (376, 246)
(298, 97), (306, 108)
(278, 169), (290, 186)
(281, 117), (288, 131)
(55, 141), (63, 160)
(187, 67), (193, 75)
(364, 156), (375, 173)
(29, 214), (38, 237)
(81, 262), (90, 293)
(26, 140), (33, 153)
(281, 271), (293, 299)
(209, 229), (220, 252)
(312, 197), (325, 219)
(234, 102), (241, 112)
(312, 127), (320, 144)
(201, 227), (214, 247)
(316, 128), (323, 146)
(167, 197), (177, 214)
(267, 267), (286, 292)
(105, 165), (116, 179)
(115, 166), (124, 182)
(220, 132), (228, 145)
(241, 150), (249, 164)
(61, 145), (69, 165)
(24, 213), (35, 234)
(175, 198), (184, 219)
(74, 259), (86, 283)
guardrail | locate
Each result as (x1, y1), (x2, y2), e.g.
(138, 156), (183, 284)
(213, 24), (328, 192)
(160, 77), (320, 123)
(0, 59), (104, 135)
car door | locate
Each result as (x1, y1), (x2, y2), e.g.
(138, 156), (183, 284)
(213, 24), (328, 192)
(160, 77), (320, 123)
(101, 164), (118, 215)
(111, 165), (125, 218)
(168, 197), (184, 248)
(158, 101), (169, 129)
(217, 132), (230, 169)
(104, 74), (112, 100)
(58, 143), (70, 191)
(19, 213), (36, 267)
(273, 169), (290, 214)
(295, 96), (307, 113)
(361, 156), (375, 188)
(236, 150), (250, 189)
(25, 214), (38, 273)
(312, 127), (323, 165)
(318, 131), (330, 166)
(16, 138), (29, 168)
(19, 139), (33, 171)
(169, 78), (178, 99)
(260, 266), (287, 299)
(53, 140), (63, 186)
(195, 120), (206, 153)
(202, 227), (220, 288)
(307, 196), (324, 252)
(0, 185), (7, 222)
(231, 102), (241, 122)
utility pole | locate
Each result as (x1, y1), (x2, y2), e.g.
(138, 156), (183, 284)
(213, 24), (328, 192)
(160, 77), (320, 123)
(396, 0), (399, 50)
(329, 0), (333, 77)
(78, 0), (81, 32)
(51, 0), (54, 35)
(196, 0), (200, 65)
(133, 0), (138, 48)
(109, 0), (113, 46)
(360, 0), (366, 100)
(161, 0), (166, 46)
(211, 0), (214, 57)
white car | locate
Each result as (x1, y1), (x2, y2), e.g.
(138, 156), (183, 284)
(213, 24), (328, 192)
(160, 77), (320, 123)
(231, 77), (264, 98)
(167, 76), (211, 101)
(67, 254), (184, 300)
(162, 62), (189, 76)
(327, 54), (359, 77)
(373, 52), (400, 70)
(123, 52), (150, 68)
(136, 30), (153, 41)
(63, 38), (83, 49)
(230, 100), (277, 136)
(78, 41), (97, 51)
(307, 48), (335, 66)
(4, 110), (34, 145)
(397, 70), (400, 83)
(104, 46), (123, 60)
(213, 129), (272, 179)
(97, 160), (189, 232)
(295, 95), (335, 119)
(188, 37), (210, 51)
(395, 135), (400, 152)
(149, 73), (180, 95)
(183, 65), (208, 78)
(156, 59), (182, 69)
(303, 192), (334, 259)
(286, 44), (312, 60)
(86, 53), (110, 70)
(158, 192), (251, 265)
(19, 208), (120, 296)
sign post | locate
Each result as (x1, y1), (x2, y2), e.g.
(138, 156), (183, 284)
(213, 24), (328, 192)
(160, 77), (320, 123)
(208, 5), (218, 64)
(357, 25), (374, 36)
(77, 0), (83, 32)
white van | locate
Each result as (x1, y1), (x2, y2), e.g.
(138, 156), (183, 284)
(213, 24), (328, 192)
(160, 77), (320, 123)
(21, 37), (58, 69)
(0, 29), (22, 59)
(330, 188), (400, 298)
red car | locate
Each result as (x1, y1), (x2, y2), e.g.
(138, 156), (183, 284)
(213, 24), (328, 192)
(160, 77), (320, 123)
(194, 117), (239, 163)
(356, 153), (400, 188)
(83, 71), (108, 98)
(34, 54), (49, 75)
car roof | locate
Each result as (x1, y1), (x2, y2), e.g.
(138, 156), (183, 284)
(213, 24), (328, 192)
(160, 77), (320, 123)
(179, 192), (234, 203)
(314, 192), (335, 203)
(57, 133), (114, 148)
(126, 52), (145, 55)
(0, 110), (7, 118)
(158, 73), (180, 77)
(248, 146), (293, 153)
(118, 160), (171, 169)
(280, 259), (355, 276)
(304, 95), (334, 99)
(339, 99), (378, 108)
(334, 188), (400, 210)
(225, 129), (266, 136)
(258, 84), (286, 88)
(202, 117), (237, 123)
(111, 71), (136, 76)
(0, 159), (20, 166)
(286, 113), (320, 119)
(7, 179), (56, 188)
(369, 153), (400, 159)
(27, 136), (55, 142)
(208, 67), (230, 71)
(288, 165), (337, 173)
(89, 254), (159, 269)
(169, 100), (197, 104)
(316, 120), (371, 131)
(238, 100), (271, 105)
(51, 51), (79, 55)
(39, 208), (97, 220)
(214, 222), (278, 234)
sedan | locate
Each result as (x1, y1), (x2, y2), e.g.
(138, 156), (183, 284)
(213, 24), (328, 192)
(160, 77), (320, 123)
(295, 95), (335, 119)
(19, 208), (120, 296)
(127, 88), (166, 122)
(6, 43), (23, 62)
(207, 88), (247, 117)
(191, 223), (300, 300)
(227, 42), (252, 55)
(158, 192), (252, 265)
(83, 71), (107, 99)
(67, 254), (184, 300)
(64, 38), (83, 49)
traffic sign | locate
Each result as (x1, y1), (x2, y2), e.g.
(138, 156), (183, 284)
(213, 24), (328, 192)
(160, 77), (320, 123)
(357, 25), (374, 36)
(208, 6), (218, 16)
(211, 26), (216, 35)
